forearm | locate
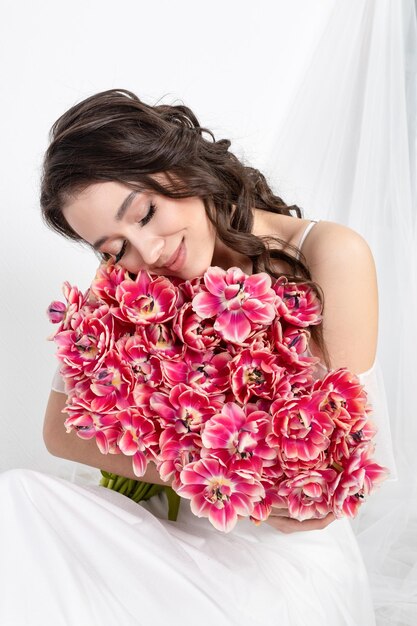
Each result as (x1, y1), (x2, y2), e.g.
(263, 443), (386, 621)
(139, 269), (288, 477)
(43, 391), (168, 486)
(50, 431), (167, 486)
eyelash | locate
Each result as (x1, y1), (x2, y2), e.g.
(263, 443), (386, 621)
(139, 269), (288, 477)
(109, 202), (156, 263)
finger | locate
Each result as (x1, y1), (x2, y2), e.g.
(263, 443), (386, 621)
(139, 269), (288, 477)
(266, 512), (336, 533)
(286, 513), (335, 532)
(269, 509), (290, 518)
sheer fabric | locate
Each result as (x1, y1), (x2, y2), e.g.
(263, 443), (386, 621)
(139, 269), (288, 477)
(264, 1), (417, 623)
(0, 467), (376, 626)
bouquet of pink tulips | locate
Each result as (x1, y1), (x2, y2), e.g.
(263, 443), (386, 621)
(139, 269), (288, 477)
(47, 261), (389, 532)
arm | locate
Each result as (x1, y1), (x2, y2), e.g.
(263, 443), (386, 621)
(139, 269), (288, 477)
(302, 220), (378, 373)
(267, 221), (378, 533)
(43, 389), (168, 486)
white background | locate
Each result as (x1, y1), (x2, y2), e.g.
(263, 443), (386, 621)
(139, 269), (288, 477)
(0, 0), (334, 475)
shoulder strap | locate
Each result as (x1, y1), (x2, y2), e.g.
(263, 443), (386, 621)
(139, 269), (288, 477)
(297, 220), (319, 258)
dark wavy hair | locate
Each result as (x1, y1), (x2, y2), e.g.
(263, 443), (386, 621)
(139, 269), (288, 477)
(40, 88), (330, 368)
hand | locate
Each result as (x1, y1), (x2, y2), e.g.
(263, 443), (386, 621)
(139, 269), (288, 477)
(265, 507), (337, 534)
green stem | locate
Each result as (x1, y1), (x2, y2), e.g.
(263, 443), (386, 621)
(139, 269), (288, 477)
(99, 470), (181, 521)
(114, 475), (128, 491)
(165, 487), (181, 522)
(143, 483), (164, 500)
(131, 481), (149, 502)
(99, 470), (113, 488)
(126, 479), (137, 495)
(119, 481), (130, 496)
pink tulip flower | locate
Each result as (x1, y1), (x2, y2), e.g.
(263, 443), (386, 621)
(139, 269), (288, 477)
(268, 393), (335, 464)
(178, 457), (265, 532)
(329, 443), (391, 518)
(273, 276), (323, 327)
(115, 271), (177, 325)
(277, 469), (336, 521)
(192, 266), (276, 343)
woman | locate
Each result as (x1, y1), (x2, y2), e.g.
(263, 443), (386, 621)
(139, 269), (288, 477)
(1, 89), (379, 625)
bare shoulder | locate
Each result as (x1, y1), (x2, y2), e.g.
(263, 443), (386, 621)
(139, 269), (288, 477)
(300, 220), (374, 269)
(299, 220), (378, 374)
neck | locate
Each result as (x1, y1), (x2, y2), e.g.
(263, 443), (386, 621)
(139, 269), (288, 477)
(211, 236), (253, 274)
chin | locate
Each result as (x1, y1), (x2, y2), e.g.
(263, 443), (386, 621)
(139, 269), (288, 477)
(175, 260), (212, 281)
(176, 269), (206, 281)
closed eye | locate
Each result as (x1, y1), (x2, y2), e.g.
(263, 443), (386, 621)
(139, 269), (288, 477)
(140, 202), (156, 227)
(103, 202), (157, 264)
(115, 240), (127, 263)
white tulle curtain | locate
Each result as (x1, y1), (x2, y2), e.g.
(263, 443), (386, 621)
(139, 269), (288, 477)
(263, 1), (417, 623)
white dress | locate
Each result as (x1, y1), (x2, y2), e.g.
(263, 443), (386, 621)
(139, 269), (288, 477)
(0, 221), (394, 626)
(0, 467), (376, 626)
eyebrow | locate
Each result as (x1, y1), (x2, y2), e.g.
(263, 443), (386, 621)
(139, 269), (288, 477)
(92, 191), (138, 249)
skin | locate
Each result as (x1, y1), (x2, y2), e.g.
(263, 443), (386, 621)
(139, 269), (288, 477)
(44, 178), (378, 534)
(63, 181), (220, 280)
(62, 178), (310, 278)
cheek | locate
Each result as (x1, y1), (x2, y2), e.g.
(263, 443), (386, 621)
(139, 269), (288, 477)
(191, 208), (215, 238)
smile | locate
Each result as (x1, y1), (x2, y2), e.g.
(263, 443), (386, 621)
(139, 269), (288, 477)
(163, 239), (186, 272)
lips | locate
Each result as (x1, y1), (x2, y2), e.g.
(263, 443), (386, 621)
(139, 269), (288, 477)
(162, 239), (186, 273)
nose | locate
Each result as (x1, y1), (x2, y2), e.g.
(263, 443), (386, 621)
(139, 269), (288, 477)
(129, 235), (165, 270)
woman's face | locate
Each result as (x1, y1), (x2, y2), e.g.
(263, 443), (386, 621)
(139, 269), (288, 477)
(62, 180), (218, 280)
